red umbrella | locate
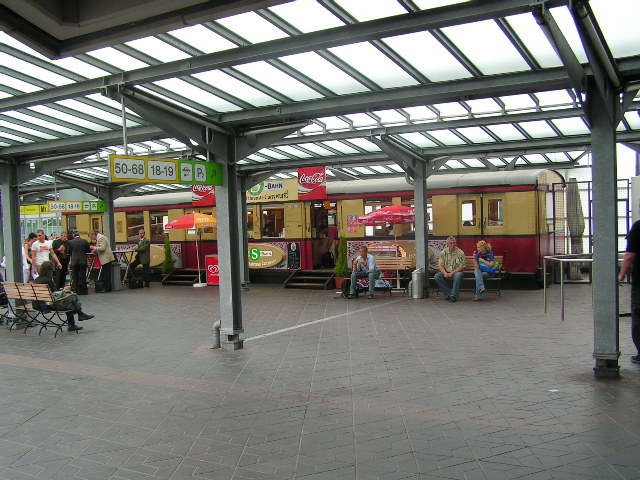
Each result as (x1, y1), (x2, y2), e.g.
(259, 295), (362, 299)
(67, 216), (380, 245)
(164, 212), (216, 287)
(357, 205), (415, 226)
(164, 212), (216, 230)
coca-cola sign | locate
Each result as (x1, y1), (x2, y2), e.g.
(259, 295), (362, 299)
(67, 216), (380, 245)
(193, 185), (214, 197)
(192, 185), (215, 206)
(298, 167), (326, 200)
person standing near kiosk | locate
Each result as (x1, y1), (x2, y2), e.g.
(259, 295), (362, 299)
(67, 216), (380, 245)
(128, 229), (151, 287)
(90, 230), (115, 292)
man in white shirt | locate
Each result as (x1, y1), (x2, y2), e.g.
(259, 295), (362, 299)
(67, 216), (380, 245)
(31, 229), (61, 277)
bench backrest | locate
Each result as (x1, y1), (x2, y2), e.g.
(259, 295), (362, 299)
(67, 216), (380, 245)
(376, 257), (414, 270)
(1, 282), (53, 302)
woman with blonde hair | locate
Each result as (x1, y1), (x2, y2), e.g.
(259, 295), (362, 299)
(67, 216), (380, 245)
(473, 240), (496, 301)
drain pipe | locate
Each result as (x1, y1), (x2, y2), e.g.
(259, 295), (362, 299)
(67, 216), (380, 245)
(212, 320), (221, 349)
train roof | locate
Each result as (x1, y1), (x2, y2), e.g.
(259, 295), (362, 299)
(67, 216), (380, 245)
(327, 169), (563, 195)
(113, 169), (563, 208)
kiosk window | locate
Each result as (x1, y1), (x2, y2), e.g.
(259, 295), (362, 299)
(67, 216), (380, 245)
(461, 201), (476, 226)
(126, 212), (144, 241)
(262, 205), (284, 237)
(150, 210), (169, 240)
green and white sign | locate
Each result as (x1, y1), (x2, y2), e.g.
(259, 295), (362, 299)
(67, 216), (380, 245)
(109, 155), (222, 186)
(48, 200), (107, 213)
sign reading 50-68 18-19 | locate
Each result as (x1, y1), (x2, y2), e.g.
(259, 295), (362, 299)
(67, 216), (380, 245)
(109, 154), (222, 186)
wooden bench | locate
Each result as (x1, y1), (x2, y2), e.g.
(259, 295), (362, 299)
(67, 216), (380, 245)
(429, 254), (505, 298)
(376, 256), (414, 294)
(350, 256), (414, 296)
(1, 282), (75, 336)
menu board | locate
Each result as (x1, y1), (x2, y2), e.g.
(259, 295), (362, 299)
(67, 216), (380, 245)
(287, 242), (301, 270)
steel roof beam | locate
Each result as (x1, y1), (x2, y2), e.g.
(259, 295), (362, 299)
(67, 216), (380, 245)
(0, 0), (569, 113)
(217, 68), (572, 126)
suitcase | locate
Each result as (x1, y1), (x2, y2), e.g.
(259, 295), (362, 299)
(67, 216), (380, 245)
(129, 278), (144, 289)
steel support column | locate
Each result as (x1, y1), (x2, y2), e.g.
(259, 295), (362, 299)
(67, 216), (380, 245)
(0, 164), (23, 282)
(237, 176), (250, 289)
(102, 187), (121, 291)
(414, 161), (429, 279)
(590, 88), (620, 378)
(213, 133), (244, 350)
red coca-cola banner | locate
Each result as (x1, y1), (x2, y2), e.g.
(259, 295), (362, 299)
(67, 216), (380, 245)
(297, 167), (326, 200)
(192, 185), (215, 206)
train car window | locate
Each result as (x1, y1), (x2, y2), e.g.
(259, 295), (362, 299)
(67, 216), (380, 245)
(199, 210), (216, 234)
(150, 211), (169, 240)
(364, 200), (392, 236)
(247, 209), (254, 237)
(487, 199), (503, 226)
(461, 201), (476, 226)
(262, 205), (284, 237)
(126, 212), (144, 242)
(66, 215), (77, 233)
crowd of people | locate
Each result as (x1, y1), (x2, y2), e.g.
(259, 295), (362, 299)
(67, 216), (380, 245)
(0, 229), (118, 331)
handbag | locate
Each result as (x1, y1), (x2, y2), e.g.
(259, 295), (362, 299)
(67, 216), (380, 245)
(51, 290), (78, 311)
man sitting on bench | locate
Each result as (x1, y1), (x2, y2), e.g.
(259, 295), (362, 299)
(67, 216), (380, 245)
(347, 246), (380, 300)
(434, 236), (466, 302)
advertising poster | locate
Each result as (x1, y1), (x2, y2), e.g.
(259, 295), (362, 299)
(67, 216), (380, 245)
(347, 215), (358, 233)
(192, 185), (215, 206)
(297, 166), (326, 201)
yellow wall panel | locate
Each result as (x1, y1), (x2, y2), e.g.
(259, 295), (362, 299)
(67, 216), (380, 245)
(284, 202), (304, 238)
(76, 214), (91, 238)
(115, 212), (127, 243)
(505, 191), (536, 235)
(338, 199), (364, 237)
(168, 209), (186, 242)
(432, 195), (458, 237)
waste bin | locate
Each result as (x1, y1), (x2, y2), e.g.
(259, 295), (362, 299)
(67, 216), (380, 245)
(411, 268), (425, 299)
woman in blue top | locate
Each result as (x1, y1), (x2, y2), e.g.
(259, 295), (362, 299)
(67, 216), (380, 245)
(473, 240), (495, 301)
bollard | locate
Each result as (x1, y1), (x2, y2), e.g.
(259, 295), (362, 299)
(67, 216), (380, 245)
(212, 320), (221, 349)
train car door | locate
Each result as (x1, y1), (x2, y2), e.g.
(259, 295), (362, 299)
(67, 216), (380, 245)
(458, 195), (482, 237)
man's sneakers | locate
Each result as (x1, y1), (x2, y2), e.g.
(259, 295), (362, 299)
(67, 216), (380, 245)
(472, 296), (481, 301)
(631, 355), (640, 364)
(480, 287), (486, 294)
(67, 324), (83, 332)
(77, 312), (94, 321)
(367, 294), (374, 299)
(449, 295), (457, 302)
(346, 294), (356, 299)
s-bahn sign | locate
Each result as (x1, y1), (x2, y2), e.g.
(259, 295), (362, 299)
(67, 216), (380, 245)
(109, 155), (222, 186)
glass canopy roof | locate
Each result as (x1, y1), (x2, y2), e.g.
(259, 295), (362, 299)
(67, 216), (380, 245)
(0, 0), (639, 200)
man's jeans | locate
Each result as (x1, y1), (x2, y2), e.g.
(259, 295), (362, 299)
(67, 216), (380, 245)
(350, 270), (380, 295)
(474, 269), (494, 298)
(434, 271), (463, 299)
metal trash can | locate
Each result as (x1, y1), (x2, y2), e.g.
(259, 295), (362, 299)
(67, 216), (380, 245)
(411, 268), (425, 299)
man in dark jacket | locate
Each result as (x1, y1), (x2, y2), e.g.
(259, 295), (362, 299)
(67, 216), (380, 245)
(52, 232), (70, 289)
(68, 233), (91, 295)
(128, 229), (151, 287)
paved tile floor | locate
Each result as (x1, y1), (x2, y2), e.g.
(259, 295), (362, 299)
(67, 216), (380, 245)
(0, 282), (639, 480)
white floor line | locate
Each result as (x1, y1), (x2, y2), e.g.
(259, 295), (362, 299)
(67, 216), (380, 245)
(244, 297), (406, 342)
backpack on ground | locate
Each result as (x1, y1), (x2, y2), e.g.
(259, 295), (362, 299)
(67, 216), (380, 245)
(340, 278), (358, 298)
